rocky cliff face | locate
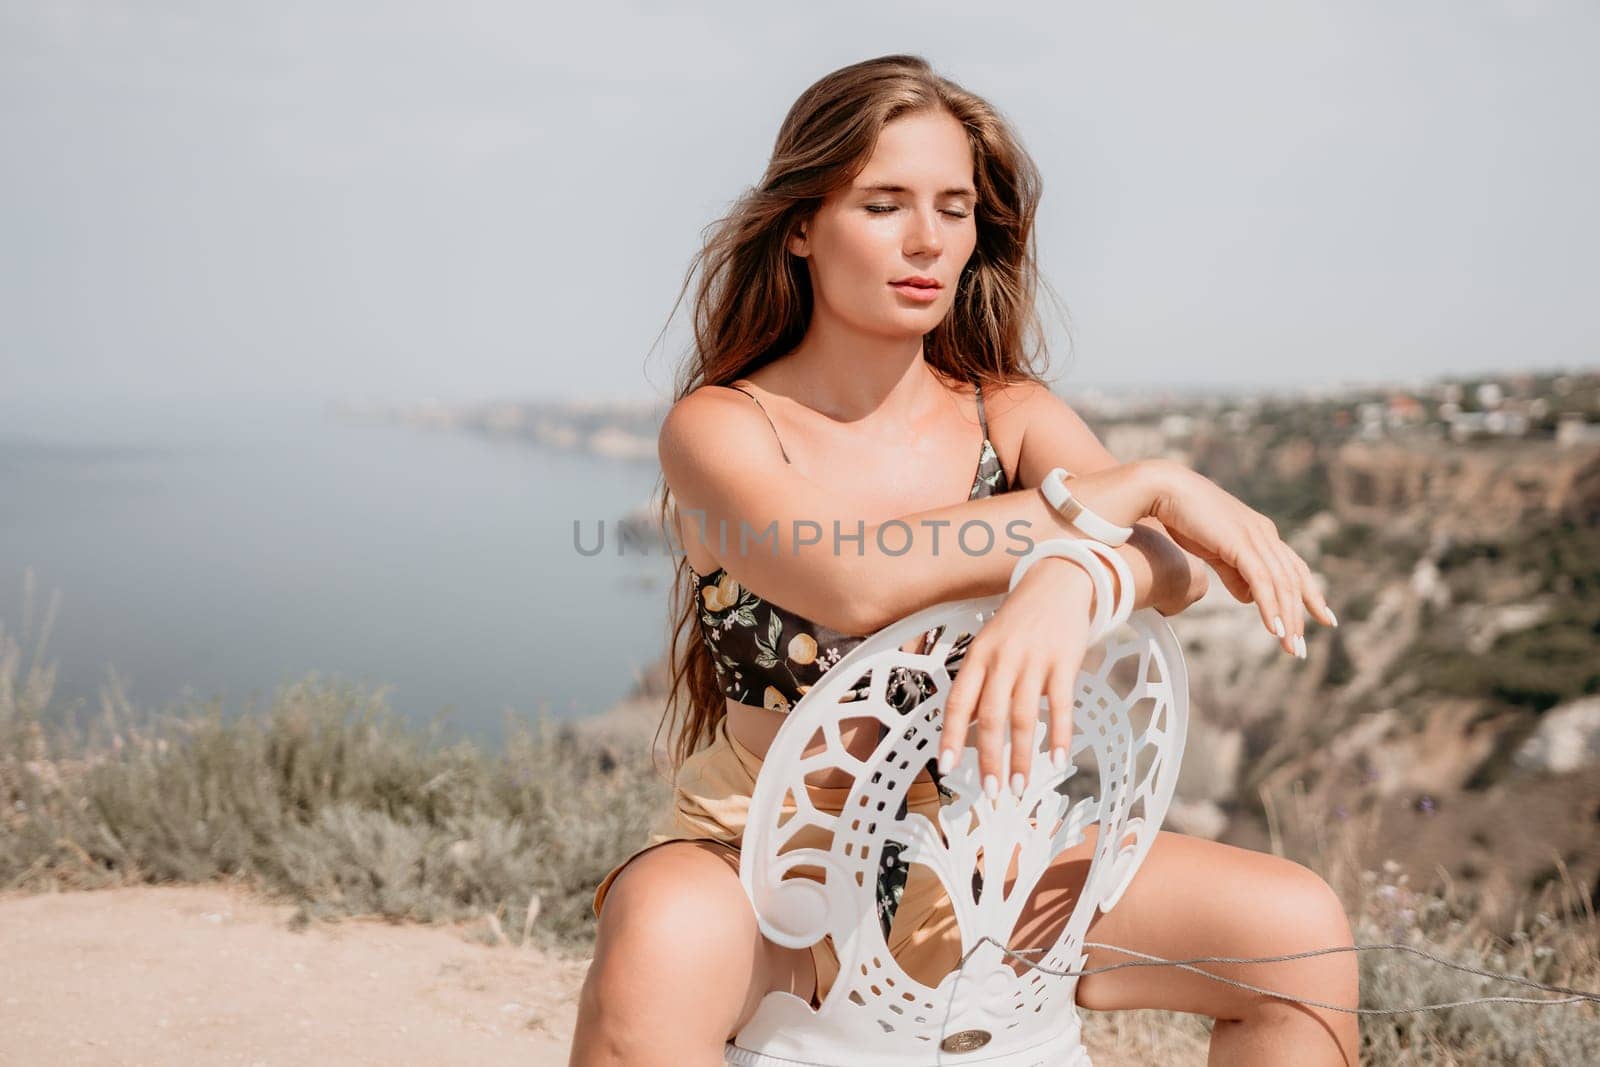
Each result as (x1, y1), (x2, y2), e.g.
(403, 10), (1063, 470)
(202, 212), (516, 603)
(1329, 439), (1600, 539)
(1154, 431), (1600, 924)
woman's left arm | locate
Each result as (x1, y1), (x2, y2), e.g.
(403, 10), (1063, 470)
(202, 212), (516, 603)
(1007, 381), (1208, 617)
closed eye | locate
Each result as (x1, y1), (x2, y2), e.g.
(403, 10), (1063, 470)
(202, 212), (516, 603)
(865, 205), (971, 219)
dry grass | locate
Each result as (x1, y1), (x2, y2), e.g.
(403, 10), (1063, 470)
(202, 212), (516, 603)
(3, 571), (1596, 1061)
(1269, 781), (1599, 1063)
(1068, 784), (1600, 1064)
(0, 574), (671, 953)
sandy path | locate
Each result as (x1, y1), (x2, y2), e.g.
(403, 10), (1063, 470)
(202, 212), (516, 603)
(0, 883), (1187, 1066)
(0, 884), (588, 1066)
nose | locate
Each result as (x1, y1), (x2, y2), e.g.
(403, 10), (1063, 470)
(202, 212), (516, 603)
(904, 205), (943, 258)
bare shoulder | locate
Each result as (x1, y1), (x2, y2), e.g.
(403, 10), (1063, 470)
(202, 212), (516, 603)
(981, 378), (1115, 489)
(650, 382), (877, 632)
(656, 383), (787, 474)
(656, 384), (795, 574)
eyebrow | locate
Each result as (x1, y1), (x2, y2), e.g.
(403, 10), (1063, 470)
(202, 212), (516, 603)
(855, 182), (977, 198)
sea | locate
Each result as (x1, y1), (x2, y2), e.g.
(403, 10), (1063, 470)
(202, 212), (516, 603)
(0, 394), (675, 749)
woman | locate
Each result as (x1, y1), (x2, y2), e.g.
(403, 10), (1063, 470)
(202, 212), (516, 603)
(572, 55), (1356, 1067)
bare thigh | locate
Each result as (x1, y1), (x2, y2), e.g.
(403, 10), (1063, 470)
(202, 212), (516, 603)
(582, 840), (818, 1045)
(1002, 825), (1358, 1023)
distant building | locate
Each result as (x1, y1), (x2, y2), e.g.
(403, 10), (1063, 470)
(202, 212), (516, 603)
(589, 427), (656, 460)
(1159, 413), (1196, 439)
(1557, 414), (1600, 449)
(1388, 394), (1423, 422)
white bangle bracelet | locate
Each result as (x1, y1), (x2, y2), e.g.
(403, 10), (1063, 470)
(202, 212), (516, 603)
(1075, 539), (1136, 640)
(1009, 538), (1116, 640)
(1009, 537), (1136, 644)
(1041, 467), (1134, 547)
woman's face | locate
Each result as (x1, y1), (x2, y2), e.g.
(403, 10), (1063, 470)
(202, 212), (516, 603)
(788, 109), (979, 339)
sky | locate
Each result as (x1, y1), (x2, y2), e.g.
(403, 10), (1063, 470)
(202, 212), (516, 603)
(2, 1), (1597, 410)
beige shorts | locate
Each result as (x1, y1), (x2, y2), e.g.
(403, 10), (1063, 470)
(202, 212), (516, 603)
(592, 713), (965, 1008)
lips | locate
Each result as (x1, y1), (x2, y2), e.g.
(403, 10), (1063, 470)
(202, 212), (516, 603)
(891, 276), (942, 289)
(889, 278), (943, 303)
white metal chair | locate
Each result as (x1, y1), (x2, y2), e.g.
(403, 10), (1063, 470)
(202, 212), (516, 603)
(724, 580), (1189, 1066)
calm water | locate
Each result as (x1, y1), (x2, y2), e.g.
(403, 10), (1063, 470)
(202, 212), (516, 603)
(0, 396), (673, 748)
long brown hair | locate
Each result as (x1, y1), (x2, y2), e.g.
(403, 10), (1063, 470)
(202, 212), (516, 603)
(647, 53), (1063, 780)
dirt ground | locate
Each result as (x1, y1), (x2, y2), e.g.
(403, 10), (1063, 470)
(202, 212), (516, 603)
(0, 883), (1190, 1066)
(0, 883), (588, 1066)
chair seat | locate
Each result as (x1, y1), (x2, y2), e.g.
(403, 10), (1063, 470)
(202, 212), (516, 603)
(723, 593), (1189, 1066)
(726, 1018), (1091, 1067)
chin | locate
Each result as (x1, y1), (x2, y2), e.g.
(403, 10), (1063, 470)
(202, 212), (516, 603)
(900, 307), (949, 328)
(881, 323), (938, 342)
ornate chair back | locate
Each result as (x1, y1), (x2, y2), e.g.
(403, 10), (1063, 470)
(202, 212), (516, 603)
(723, 593), (1189, 1066)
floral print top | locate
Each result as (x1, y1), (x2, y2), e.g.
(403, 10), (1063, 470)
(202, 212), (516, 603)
(692, 382), (1009, 941)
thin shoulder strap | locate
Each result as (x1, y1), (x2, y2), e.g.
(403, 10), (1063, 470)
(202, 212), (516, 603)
(726, 383), (792, 464)
(974, 381), (990, 439)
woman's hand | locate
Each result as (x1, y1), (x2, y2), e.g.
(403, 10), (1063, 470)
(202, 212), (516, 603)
(936, 555), (1098, 802)
(1144, 459), (1336, 656)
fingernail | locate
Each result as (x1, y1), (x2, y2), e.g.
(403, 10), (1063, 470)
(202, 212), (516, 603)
(1294, 634), (1306, 659)
(1051, 747), (1068, 772)
(983, 774), (999, 800)
(1273, 616), (1286, 639)
(1011, 772), (1026, 797)
(938, 748), (956, 774)
(1328, 608), (1339, 628)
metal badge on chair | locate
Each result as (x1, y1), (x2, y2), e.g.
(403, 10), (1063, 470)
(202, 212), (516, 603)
(939, 1028), (992, 1053)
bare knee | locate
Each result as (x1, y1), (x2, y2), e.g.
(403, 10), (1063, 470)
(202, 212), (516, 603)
(1247, 864), (1358, 1011)
(590, 848), (762, 996)
(1282, 865), (1356, 954)
(577, 846), (765, 1052)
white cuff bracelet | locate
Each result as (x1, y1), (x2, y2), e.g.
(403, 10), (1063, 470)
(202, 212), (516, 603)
(1041, 467), (1134, 547)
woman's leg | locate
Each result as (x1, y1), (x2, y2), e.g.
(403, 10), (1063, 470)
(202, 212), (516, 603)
(570, 840), (817, 1067)
(1006, 825), (1360, 1067)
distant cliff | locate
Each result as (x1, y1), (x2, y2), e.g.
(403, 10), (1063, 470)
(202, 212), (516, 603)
(337, 396), (664, 461)
(1328, 438), (1600, 538)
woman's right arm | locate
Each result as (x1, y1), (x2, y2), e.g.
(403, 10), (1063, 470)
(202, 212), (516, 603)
(657, 388), (1162, 635)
